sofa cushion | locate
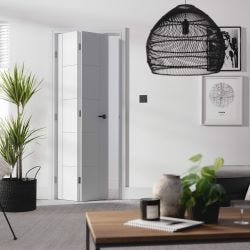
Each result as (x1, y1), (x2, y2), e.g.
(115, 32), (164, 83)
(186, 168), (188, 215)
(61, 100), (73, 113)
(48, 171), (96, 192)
(216, 165), (250, 178)
(216, 165), (250, 206)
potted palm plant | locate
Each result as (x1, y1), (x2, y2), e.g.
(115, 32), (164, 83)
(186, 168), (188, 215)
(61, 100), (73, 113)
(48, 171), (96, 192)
(180, 154), (226, 223)
(0, 65), (42, 212)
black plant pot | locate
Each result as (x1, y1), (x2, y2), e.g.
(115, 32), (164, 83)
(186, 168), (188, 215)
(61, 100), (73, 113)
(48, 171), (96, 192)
(0, 178), (37, 212)
(189, 200), (220, 224)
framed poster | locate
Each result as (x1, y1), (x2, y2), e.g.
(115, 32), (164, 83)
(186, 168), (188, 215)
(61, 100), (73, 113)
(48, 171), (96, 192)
(220, 26), (241, 71)
(201, 76), (243, 125)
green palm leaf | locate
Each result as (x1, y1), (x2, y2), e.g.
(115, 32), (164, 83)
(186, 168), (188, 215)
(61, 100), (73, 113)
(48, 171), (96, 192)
(0, 64), (41, 115)
(0, 128), (17, 168)
(0, 64), (43, 179)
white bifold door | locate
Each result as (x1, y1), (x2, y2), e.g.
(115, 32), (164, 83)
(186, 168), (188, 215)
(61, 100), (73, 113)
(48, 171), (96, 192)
(57, 31), (110, 201)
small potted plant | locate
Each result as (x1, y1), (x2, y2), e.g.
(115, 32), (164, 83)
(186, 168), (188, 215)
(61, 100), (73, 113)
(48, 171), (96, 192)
(0, 65), (42, 212)
(180, 154), (226, 223)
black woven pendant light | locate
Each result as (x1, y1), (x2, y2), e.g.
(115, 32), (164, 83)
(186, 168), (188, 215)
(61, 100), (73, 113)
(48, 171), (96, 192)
(146, 4), (225, 76)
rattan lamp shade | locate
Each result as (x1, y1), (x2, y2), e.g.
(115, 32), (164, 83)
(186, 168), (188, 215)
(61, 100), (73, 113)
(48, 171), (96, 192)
(146, 4), (225, 76)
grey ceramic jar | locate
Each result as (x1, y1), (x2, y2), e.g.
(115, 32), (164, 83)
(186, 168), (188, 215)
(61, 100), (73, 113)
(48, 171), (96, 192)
(153, 174), (184, 218)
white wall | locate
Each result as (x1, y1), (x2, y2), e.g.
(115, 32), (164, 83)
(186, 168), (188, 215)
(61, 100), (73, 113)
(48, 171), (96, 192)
(128, 0), (250, 196)
(9, 20), (53, 199)
(1, 0), (250, 199)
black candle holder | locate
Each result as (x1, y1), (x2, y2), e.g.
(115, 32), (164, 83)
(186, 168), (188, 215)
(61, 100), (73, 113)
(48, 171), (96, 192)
(140, 198), (160, 221)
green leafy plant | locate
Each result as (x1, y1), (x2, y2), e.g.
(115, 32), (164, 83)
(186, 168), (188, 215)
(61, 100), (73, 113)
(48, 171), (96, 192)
(180, 154), (226, 212)
(0, 65), (42, 179)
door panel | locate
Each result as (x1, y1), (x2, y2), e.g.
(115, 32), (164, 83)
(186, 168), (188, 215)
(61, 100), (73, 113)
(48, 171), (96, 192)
(83, 166), (100, 200)
(82, 133), (98, 165)
(58, 31), (80, 201)
(84, 33), (101, 65)
(62, 166), (77, 200)
(62, 133), (77, 166)
(58, 30), (110, 201)
(63, 100), (77, 132)
(83, 67), (100, 99)
(62, 32), (78, 65)
(81, 32), (109, 201)
(82, 100), (98, 133)
(63, 66), (77, 99)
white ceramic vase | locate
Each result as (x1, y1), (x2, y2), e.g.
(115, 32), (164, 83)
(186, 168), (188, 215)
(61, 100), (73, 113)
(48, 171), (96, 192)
(153, 174), (184, 218)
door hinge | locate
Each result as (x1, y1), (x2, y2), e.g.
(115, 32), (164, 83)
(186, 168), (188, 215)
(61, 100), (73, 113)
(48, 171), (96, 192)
(78, 43), (81, 50)
(54, 113), (58, 121)
(54, 176), (58, 183)
(54, 51), (58, 58)
(78, 110), (82, 117)
(78, 177), (81, 184)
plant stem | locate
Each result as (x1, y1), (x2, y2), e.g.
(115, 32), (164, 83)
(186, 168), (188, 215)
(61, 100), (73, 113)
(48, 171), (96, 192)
(11, 165), (14, 179)
(17, 105), (20, 117)
(16, 163), (18, 178)
(17, 104), (23, 179)
(17, 155), (22, 179)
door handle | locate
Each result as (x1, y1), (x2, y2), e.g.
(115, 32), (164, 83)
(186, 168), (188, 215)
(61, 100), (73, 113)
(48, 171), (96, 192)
(98, 114), (107, 119)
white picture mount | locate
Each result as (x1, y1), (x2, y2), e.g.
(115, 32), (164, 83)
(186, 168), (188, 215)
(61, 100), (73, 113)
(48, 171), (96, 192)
(201, 76), (243, 126)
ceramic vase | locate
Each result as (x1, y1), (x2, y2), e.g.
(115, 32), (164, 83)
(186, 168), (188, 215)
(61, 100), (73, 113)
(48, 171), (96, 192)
(153, 174), (184, 218)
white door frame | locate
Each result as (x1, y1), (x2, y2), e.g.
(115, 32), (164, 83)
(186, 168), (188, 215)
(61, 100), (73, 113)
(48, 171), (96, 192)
(52, 28), (129, 200)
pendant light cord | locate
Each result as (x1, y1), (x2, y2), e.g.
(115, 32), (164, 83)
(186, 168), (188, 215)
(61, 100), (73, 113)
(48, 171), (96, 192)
(184, 0), (187, 19)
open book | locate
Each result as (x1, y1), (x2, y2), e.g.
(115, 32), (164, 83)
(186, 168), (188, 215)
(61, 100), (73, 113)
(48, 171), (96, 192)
(124, 216), (203, 233)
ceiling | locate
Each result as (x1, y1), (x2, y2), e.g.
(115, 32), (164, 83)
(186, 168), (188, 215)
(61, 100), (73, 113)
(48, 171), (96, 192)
(0, 0), (232, 29)
(0, 0), (161, 28)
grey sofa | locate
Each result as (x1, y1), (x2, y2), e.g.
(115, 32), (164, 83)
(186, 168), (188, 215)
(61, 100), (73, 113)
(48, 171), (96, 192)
(216, 165), (250, 206)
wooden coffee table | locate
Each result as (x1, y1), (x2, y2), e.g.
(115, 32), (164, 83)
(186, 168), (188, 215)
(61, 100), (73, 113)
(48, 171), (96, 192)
(85, 208), (250, 250)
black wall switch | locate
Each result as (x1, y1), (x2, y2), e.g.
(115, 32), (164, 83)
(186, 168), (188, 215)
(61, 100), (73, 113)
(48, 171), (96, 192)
(139, 95), (148, 103)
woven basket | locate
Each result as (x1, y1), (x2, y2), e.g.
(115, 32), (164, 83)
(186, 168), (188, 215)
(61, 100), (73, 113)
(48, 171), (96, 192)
(0, 178), (37, 212)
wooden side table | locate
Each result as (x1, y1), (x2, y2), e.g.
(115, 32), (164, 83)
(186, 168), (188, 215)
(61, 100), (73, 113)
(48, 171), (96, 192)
(86, 208), (250, 250)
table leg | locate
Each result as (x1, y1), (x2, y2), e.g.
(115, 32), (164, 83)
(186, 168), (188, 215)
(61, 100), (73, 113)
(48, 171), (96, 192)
(86, 222), (90, 250)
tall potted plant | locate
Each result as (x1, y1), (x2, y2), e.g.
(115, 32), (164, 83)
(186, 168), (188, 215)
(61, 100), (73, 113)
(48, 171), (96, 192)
(0, 65), (42, 212)
(180, 154), (226, 223)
